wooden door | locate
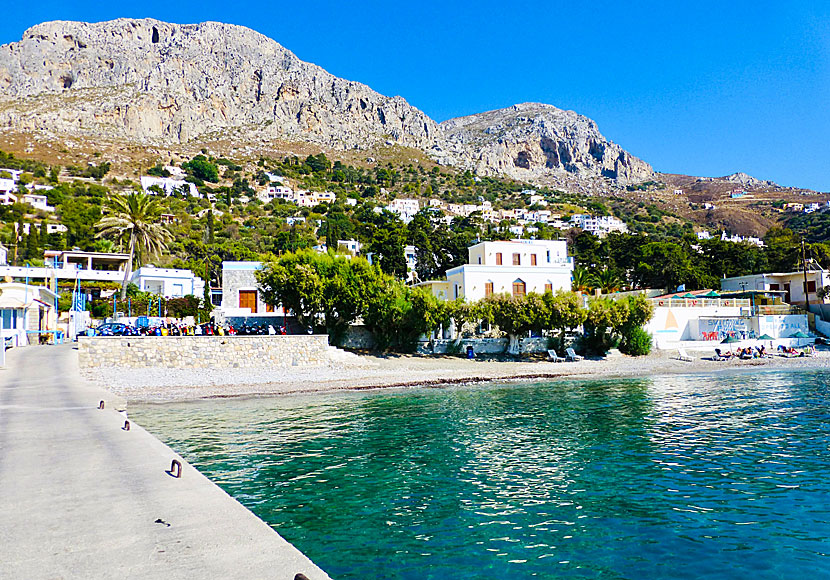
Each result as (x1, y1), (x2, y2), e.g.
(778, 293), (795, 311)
(239, 290), (258, 313)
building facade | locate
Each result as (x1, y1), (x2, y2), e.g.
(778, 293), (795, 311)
(721, 270), (830, 306)
(0, 282), (58, 347)
(131, 266), (205, 298)
(439, 239), (574, 302)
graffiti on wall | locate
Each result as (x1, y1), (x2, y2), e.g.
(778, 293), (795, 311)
(698, 317), (750, 341)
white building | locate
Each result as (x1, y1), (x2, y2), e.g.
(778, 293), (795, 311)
(219, 261), (284, 318)
(337, 239), (363, 255)
(140, 176), (200, 198)
(0, 282), (58, 347)
(386, 198), (420, 223)
(131, 266), (205, 298)
(428, 239), (574, 302)
(0, 250), (203, 299)
(22, 193), (55, 212)
(21, 223), (67, 235)
(721, 270), (830, 307)
(0, 178), (16, 196)
(257, 185), (294, 203)
(570, 214), (628, 237)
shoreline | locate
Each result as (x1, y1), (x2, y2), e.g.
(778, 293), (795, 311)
(85, 348), (830, 404)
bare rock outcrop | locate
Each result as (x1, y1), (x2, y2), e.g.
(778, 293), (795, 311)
(0, 19), (440, 149)
(0, 19), (656, 190)
(720, 172), (777, 188)
(436, 103), (655, 185)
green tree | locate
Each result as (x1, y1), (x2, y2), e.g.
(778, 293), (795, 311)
(257, 250), (378, 344)
(543, 290), (586, 353)
(363, 280), (441, 352)
(483, 293), (549, 355)
(182, 155), (219, 183)
(95, 192), (173, 299)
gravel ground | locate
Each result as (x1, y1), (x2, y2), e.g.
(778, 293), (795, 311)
(82, 348), (830, 404)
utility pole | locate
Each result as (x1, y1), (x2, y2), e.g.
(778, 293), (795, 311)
(802, 237), (811, 313)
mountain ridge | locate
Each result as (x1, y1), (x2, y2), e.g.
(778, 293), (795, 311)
(0, 18), (654, 188)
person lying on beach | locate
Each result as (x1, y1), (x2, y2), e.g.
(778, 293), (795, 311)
(714, 348), (732, 360)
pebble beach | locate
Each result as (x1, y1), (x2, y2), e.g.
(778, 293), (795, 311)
(84, 347), (830, 404)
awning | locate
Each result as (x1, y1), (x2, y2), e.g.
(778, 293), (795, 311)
(0, 295), (29, 308)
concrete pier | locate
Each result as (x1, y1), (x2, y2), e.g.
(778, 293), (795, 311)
(0, 344), (331, 580)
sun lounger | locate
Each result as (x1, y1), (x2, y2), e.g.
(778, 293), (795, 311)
(712, 348), (729, 361)
(547, 349), (566, 362)
(677, 348), (693, 362)
(565, 347), (583, 362)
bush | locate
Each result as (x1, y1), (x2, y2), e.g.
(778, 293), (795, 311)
(620, 327), (652, 356)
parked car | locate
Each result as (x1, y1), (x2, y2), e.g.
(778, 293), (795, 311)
(94, 322), (128, 336)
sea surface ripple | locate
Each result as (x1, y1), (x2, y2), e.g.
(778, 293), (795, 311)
(132, 369), (830, 579)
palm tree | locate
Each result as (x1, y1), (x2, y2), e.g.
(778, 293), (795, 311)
(96, 192), (173, 299)
(571, 266), (595, 294)
(596, 268), (624, 294)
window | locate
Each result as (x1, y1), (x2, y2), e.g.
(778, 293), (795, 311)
(478, 256), (482, 264)
(545, 283), (553, 292)
(266, 303), (275, 313)
(531, 254), (537, 266)
(239, 290), (258, 313)
(496, 253), (502, 265)
(512, 279), (526, 297)
(807, 281), (817, 293)
(512, 253), (520, 266)
(769, 283), (780, 291)
(485, 282), (494, 297)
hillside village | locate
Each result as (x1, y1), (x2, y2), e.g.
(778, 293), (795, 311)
(1, 140), (830, 353)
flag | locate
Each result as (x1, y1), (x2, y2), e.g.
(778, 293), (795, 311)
(676, 284), (686, 292)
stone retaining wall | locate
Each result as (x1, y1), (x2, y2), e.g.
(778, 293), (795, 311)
(78, 335), (332, 369)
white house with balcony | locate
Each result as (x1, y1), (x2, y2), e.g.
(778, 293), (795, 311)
(570, 214), (628, 237)
(386, 198), (420, 223)
(131, 266), (205, 298)
(257, 185), (294, 203)
(419, 239), (574, 302)
(0, 250), (135, 285)
(721, 270), (830, 308)
(0, 250), (203, 300)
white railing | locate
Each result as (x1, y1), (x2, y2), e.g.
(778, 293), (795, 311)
(650, 298), (751, 308)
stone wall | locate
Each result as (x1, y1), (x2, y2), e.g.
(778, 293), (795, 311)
(77, 335), (332, 369)
(420, 337), (550, 355)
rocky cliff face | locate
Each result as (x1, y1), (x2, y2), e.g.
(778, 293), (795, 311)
(0, 19), (654, 188)
(436, 103), (655, 185)
(0, 19), (440, 149)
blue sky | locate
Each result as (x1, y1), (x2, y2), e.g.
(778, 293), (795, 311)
(2, 1), (829, 191)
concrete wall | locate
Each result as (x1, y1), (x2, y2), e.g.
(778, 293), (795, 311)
(78, 335), (331, 369)
(646, 305), (746, 342)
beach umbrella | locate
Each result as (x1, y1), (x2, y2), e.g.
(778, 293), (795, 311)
(703, 290), (721, 297)
(682, 293), (697, 299)
(790, 331), (809, 338)
(757, 334), (774, 340)
(721, 336), (741, 343)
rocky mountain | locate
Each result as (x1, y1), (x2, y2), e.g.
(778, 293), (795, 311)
(436, 103), (655, 185)
(0, 18), (439, 149)
(720, 172), (777, 188)
(0, 18), (653, 187)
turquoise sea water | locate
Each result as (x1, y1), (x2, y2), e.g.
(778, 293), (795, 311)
(132, 370), (830, 579)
